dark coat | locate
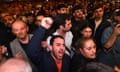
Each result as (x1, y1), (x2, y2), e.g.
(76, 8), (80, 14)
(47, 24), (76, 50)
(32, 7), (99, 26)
(71, 53), (96, 72)
(89, 18), (110, 50)
(26, 26), (71, 72)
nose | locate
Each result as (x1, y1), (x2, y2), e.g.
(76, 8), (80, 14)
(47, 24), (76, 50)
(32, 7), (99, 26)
(92, 48), (96, 54)
(60, 45), (65, 50)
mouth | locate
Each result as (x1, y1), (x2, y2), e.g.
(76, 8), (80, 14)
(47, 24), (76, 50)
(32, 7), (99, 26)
(58, 51), (64, 56)
(91, 54), (96, 58)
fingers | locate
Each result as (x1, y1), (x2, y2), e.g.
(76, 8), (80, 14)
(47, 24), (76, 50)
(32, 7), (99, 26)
(114, 66), (120, 72)
(41, 17), (53, 29)
(15, 52), (24, 60)
(0, 45), (7, 54)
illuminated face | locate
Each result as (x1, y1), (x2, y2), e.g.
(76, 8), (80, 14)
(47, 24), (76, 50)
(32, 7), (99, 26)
(81, 27), (92, 38)
(35, 15), (45, 26)
(114, 15), (120, 23)
(58, 8), (68, 14)
(12, 21), (28, 39)
(80, 39), (96, 59)
(63, 20), (72, 32)
(27, 16), (35, 23)
(50, 37), (65, 61)
(3, 15), (15, 27)
(73, 9), (84, 19)
(94, 8), (104, 19)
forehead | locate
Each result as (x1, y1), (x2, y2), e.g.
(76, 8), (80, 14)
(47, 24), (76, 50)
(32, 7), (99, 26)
(75, 9), (83, 12)
(83, 27), (92, 31)
(12, 21), (26, 28)
(60, 7), (67, 10)
(53, 37), (64, 43)
(83, 39), (94, 45)
(95, 8), (103, 11)
(36, 15), (44, 19)
(65, 19), (71, 23)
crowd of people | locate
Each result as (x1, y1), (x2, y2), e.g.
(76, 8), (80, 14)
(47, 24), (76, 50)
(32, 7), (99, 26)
(0, 0), (120, 72)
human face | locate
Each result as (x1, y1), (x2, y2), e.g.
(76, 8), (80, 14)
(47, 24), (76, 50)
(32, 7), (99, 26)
(58, 8), (67, 14)
(12, 21), (28, 39)
(63, 20), (72, 32)
(73, 9), (84, 19)
(3, 15), (15, 27)
(94, 8), (104, 19)
(80, 39), (96, 59)
(50, 37), (65, 61)
(27, 16), (35, 23)
(35, 15), (44, 26)
(114, 15), (120, 23)
(81, 27), (92, 38)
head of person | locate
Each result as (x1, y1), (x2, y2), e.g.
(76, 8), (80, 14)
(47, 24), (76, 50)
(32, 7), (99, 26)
(34, 4), (42, 15)
(35, 11), (46, 27)
(72, 5), (84, 20)
(12, 20), (29, 40)
(57, 4), (68, 14)
(114, 9), (120, 23)
(3, 15), (15, 28)
(25, 13), (35, 24)
(53, 14), (72, 32)
(80, 24), (92, 38)
(50, 8), (57, 17)
(49, 35), (66, 62)
(76, 38), (96, 59)
(77, 62), (114, 72)
(93, 4), (104, 19)
(0, 58), (32, 72)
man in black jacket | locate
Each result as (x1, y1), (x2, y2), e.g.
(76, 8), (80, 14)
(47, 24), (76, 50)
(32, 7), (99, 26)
(26, 17), (71, 72)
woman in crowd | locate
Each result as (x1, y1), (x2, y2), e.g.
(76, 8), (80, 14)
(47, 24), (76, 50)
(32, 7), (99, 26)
(71, 38), (96, 72)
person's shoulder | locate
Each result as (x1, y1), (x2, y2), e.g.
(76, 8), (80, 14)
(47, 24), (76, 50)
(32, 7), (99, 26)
(10, 38), (18, 44)
(104, 26), (113, 32)
(63, 54), (71, 60)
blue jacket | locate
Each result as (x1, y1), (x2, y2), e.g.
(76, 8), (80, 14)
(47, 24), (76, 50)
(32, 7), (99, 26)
(26, 26), (70, 72)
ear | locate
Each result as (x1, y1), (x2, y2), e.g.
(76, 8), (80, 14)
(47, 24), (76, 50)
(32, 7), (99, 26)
(73, 13), (75, 16)
(79, 48), (83, 54)
(12, 29), (14, 34)
(57, 10), (60, 14)
(49, 45), (52, 51)
(60, 25), (64, 29)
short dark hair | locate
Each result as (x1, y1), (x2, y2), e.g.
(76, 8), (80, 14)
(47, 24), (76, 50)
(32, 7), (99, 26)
(25, 13), (35, 17)
(72, 5), (83, 13)
(57, 4), (67, 10)
(77, 62), (114, 72)
(36, 11), (46, 17)
(93, 3), (104, 11)
(50, 35), (64, 45)
(53, 14), (71, 30)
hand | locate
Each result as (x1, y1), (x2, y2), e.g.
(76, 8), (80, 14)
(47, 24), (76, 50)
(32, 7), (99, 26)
(114, 66), (120, 72)
(0, 45), (7, 55)
(113, 24), (120, 36)
(41, 17), (53, 29)
(14, 52), (24, 60)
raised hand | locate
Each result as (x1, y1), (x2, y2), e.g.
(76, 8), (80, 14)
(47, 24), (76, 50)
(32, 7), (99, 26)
(41, 17), (53, 29)
(113, 24), (120, 36)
